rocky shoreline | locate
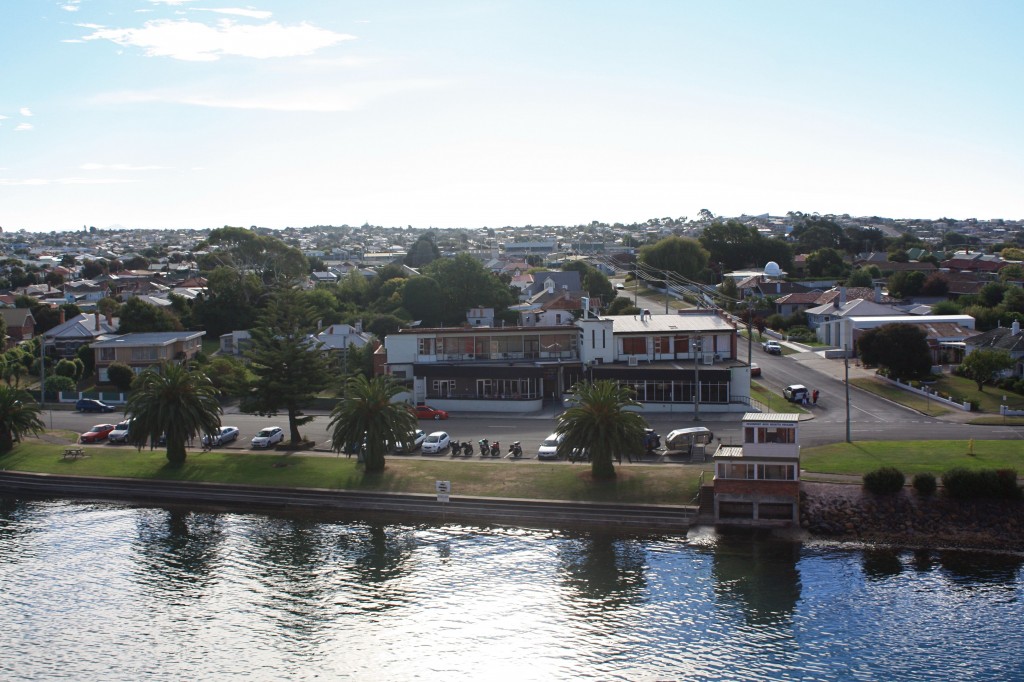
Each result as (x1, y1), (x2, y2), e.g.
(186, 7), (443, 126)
(800, 482), (1024, 553)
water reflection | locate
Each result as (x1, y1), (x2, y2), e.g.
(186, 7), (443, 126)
(711, 531), (801, 625)
(558, 533), (648, 609)
(938, 550), (1023, 588)
(132, 508), (225, 592)
(862, 548), (904, 580)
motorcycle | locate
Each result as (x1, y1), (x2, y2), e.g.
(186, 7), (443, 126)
(451, 441), (468, 458)
(479, 439), (490, 458)
(462, 441), (475, 457)
(506, 441), (523, 459)
(490, 441), (501, 458)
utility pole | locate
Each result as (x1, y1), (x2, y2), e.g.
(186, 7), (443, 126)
(845, 345), (851, 443)
(39, 335), (45, 408)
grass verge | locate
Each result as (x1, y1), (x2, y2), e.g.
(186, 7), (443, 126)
(750, 383), (807, 414)
(801, 440), (1024, 476)
(850, 377), (952, 417)
(0, 441), (708, 505)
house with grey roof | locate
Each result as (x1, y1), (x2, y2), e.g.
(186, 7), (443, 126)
(91, 331), (204, 383)
(964, 321), (1024, 379)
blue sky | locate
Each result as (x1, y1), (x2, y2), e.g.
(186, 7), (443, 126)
(2, 1), (1022, 231)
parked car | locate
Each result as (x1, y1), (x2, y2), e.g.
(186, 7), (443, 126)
(203, 426), (240, 447)
(665, 427), (715, 454)
(76, 398), (115, 413)
(107, 420), (133, 444)
(80, 424), (116, 443)
(415, 405), (449, 420)
(251, 426), (285, 449)
(537, 432), (564, 460)
(615, 283), (625, 290)
(762, 340), (782, 355)
(783, 384), (809, 402)
(395, 429), (427, 453)
(750, 362), (761, 378)
(421, 431), (451, 454)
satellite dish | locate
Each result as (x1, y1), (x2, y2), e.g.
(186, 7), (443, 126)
(764, 261), (781, 277)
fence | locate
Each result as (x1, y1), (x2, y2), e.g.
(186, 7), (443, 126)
(876, 375), (971, 412)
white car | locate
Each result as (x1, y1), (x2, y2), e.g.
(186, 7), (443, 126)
(395, 429), (427, 453)
(203, 426), (240, 447)
(107, 420), (133, 444)
(251, 426), (285, 449)
(537, 432), (564, 460)
(421, 431), (451, 454)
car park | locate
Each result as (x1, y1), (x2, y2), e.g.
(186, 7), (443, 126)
(761, 340), (782, 355)
(80, 424), (116, 443)
(251, 426), (285, 449)
(665, 427), (715, 455)
(537, 432), (564, 460)
(76, 398), (115, 413)
(421, 431), (450, 454)
(203, 426), (240, 447)
(415, 405), (449, 420)
(395, 429), (427, 453)
(783, 384), (809, 402)
(107, 420), (133, 444)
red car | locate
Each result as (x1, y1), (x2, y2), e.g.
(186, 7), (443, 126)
(415, 405), (449, 420)
(80, 424), (116, 443)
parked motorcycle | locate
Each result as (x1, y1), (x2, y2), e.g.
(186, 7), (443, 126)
(506, 441), (523, 459)
(479, 439), (490, 457)
(451, 441), (468, 458)
(490, 441), (501, 458)
(462, 441), (474, 457)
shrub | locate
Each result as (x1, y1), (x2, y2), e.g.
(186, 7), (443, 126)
(912, 472), (937, 496)
(942, 467), (1022, 500)
(44, 375), (76, 397)
(106, 362), (136, 392)
(863, 467), (906, 495)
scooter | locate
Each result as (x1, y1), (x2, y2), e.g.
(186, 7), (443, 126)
(506, 441), (523, 459)
(490, 441), (501, 458)
(479, 439), (490, 457)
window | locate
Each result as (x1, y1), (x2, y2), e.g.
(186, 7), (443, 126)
(431, 379), (455, 397)
(674, 335), (689, 353)
(130, 347), (159, 361)
(417, 337), (435, 356)
(721, 462), (755, 479)
(99, 347), (116, 362)
(654, 336), (671, 354)
(760, 464), (796, 480)
(622, 337), (646, 355)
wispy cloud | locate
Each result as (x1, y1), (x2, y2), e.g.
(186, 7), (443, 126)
(94, 78), (447, 112)
(20, 108), (33, 116)
(15, 123), (34, 131)
(80, 163), (167, 171)
(0, 177), (138, 186)
(80, 18), (355, 61)
(193, 8), (273, 20)
(61, 2), (80, 12)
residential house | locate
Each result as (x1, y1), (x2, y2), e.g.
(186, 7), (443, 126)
(43, 312), (120, 358)
(964, 321), (1024, 379)
(711, 413), (802, 525)
(313, 322), (373, 371)
(0, 308), (35, 349)
(219, 330), (252, 356)
(383, 309), (752, 413)
(92, 331), (205, 382)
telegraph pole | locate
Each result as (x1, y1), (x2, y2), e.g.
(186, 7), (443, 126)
(693, 338), (702, 421)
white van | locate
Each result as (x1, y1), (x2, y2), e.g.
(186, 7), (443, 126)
(665, 427), (714, 454)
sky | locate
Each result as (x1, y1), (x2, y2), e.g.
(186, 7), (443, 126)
(2, 1), (1023, 232)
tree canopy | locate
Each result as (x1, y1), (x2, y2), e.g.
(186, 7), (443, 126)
(555, 380), (649, 479)
(0, 385), (45, 454)
(638, 236), (709, 281)
(420, 253), (515, 325)
(328, 374), (417, 474)
(856, 324), (931, 379)
(959, 349), (1014, 391)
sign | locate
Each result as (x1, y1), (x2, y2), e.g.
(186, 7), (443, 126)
(435, 480), (451, 503)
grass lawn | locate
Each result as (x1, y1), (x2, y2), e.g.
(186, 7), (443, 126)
(633, 285), (692, 311)
(0, 441), (708, 505)
(750, 382), (807, 414)
(850, 377), (952, 417)
(801, 440), (1024, 476)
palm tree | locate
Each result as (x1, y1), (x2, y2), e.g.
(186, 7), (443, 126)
(0, 385), (45, 454)
(556, 380), (648, 479)
(328, 375), (417, 474)
(125, 363), (222, 467)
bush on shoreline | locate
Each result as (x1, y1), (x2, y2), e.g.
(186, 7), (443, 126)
(941, 467), (1021, 500)
(863, 467), (905, 495)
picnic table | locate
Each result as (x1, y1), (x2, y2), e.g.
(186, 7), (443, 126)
(63, 447), (85, 459)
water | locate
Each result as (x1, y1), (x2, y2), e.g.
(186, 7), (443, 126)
(1, 497), (1022, 681)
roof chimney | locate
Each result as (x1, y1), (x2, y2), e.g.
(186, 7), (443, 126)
(106, 311), (113, 327)
(839, 286), (847, 308)
(1013, 320), (1021, 336)
(59, 308), (65, 325)
(94, 311), (100, 331)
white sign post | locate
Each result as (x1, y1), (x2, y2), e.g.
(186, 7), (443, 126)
(435, 480), (451, 503)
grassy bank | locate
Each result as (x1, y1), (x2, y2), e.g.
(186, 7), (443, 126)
(750, 383), (807, 413)
(801, 440), (1024, 476)
(0, 441), (708, 505)
(850, 377), (953, 416)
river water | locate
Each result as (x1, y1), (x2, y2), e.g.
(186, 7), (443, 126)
(1, 497), (1022, 681)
